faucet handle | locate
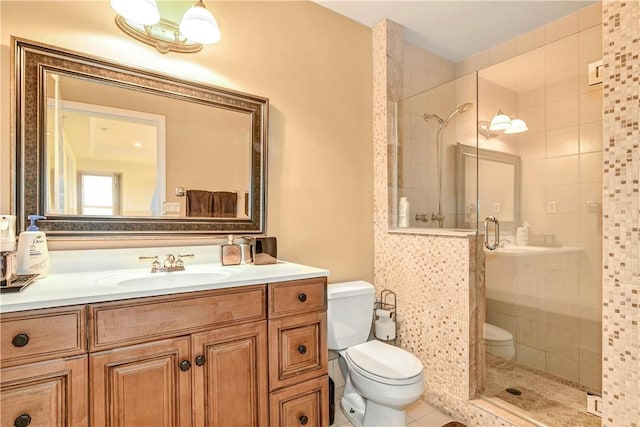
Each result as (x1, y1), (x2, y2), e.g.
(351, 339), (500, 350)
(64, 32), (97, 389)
(175, 254), (194, 268)
(139, 255), (160, 272)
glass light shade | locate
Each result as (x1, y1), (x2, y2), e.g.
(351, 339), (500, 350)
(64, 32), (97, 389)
(110, 0), (160, 26)
(489, 110), (512, 131)
(179, 2), (221, 45)
(503, 118), (528, 134)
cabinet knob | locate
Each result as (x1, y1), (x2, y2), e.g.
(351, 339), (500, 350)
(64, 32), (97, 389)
(12, 333), (30, 348)
(298, 293), (307, 302)
(179, 360), (191, 371)
(195, 355), (206, 366)
(14, 414), (32, 427)
(299, 415), (309, 425)
(297, 345), (307, 355)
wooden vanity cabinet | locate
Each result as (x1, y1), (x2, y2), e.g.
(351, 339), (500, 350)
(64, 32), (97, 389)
(268, 278), (329, 427)
(0, 276), (328, 427)
(88, 285), (268, 427)
(0, 306), (89, 427)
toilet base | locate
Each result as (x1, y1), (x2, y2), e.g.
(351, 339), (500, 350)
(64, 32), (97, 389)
(341, 395), (409, 427)
(363, 400), (407, 426)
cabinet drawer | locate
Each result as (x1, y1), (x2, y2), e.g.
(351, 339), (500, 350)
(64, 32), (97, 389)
(268, 278), (326, 319)
(269, 311), (327, 390)
(89, 285), (266, 351)
(0, 355), (88, 427)
(269, 376), (329, 427)
(0, 306), (86, 367)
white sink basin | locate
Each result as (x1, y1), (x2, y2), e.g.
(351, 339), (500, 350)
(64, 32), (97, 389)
(118, 271), (231, 288)
(95, 269), (234, 289)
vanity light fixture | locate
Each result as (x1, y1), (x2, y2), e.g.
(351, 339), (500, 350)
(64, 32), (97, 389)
(503, 118), (528, 134)
(488, 109), (512, 131)
(479, 114), (528, 139)
(111, 0), (221, 54)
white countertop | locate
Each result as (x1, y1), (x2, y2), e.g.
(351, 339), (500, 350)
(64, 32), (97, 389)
(0, 245), (329, 313)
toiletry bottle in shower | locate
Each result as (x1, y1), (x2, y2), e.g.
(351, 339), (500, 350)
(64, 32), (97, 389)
(16, 215), (49, 277)
(398, 197), (410, 228)
(515, 221), (529, 246)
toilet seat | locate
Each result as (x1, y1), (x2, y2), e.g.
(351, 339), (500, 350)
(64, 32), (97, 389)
(484, 322), (513, 342)
(346, 340), (423, 386)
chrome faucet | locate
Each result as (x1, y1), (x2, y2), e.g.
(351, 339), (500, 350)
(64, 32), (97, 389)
(139, 253), (194, 273)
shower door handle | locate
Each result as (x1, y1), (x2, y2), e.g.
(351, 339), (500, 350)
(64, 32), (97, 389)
(483, 216), (500, 250)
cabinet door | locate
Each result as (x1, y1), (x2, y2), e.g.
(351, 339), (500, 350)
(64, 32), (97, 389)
(192, 321), (268, 427)
(0, 355), (88, 427)
(90, 336), (191, 427)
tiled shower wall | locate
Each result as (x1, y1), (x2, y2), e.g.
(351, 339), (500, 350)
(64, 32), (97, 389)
(374, 2), (639, 426)
(601, 1), (640, 426)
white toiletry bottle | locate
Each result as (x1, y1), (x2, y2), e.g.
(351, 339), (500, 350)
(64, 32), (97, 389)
(398, 197), (410, 228)
(515, 221), (529, 246)
(17, 215), (49, 277)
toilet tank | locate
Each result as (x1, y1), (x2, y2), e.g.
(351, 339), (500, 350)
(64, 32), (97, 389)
(327, 281), (375, 350)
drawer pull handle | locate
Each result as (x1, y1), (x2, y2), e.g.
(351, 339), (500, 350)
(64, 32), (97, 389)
(298, 345), (307, 354)
(299, 415), (309, 425)
(14, 414), (32, 427)
(12, 334), (30, 348)
(179, 360), (191, 371)
(195, 355), (206, 366)
(298, 293), (307, 302)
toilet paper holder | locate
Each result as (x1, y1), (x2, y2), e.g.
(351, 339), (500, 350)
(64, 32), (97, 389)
(374, 289), (397, 344)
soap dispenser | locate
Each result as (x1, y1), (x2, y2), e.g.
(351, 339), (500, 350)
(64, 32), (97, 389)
(16, 215), (49, 277)
(220, 235), (242, 266)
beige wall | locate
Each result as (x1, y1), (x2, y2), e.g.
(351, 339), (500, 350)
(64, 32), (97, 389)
(0, 1), (374, 283)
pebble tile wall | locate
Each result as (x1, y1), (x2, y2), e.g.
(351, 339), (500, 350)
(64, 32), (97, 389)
(374, 3), (640, 425)
(601, 1), (640, 426)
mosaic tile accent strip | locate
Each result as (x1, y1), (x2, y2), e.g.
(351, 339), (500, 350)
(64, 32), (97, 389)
(601, 2), (640, 426)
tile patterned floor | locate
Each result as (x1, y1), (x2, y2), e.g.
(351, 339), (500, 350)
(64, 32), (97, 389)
(330, 386), (455, 427)
(482, 354), (601, 427)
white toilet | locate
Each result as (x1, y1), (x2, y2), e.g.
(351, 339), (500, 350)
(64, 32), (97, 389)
(328, 281), (424, 427)
(484, 322), (515, 361)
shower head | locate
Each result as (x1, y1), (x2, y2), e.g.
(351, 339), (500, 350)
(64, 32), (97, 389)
(423, 102), (474, 127)
(444, 102), (474, 124)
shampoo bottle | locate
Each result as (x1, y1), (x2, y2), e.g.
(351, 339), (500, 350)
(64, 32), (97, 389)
(515, 221), (529, 246)
(398, 197), (410, 228)
(17, 215), (49, 277)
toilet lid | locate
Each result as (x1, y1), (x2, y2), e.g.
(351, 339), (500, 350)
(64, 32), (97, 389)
(345, 340), (423, 380)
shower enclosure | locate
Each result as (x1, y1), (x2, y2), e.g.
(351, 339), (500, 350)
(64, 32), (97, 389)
(393, 23), (603, 426)
(394, 73), (477, 230)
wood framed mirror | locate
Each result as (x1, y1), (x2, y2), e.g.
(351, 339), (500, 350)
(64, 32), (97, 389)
(12, 38), (268, 237)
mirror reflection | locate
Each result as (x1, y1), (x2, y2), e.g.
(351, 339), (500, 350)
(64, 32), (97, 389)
(45, 73), (251, 219)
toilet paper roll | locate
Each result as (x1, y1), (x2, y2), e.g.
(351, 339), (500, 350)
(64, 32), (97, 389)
(375, 308), (392, 318)
(375, 319), (396, 341)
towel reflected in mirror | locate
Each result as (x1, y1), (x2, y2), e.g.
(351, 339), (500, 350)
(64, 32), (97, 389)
(186, 190), (238, 218)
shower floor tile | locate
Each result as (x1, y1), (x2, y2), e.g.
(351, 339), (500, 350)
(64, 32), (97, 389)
(482, 354), (601, 427)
